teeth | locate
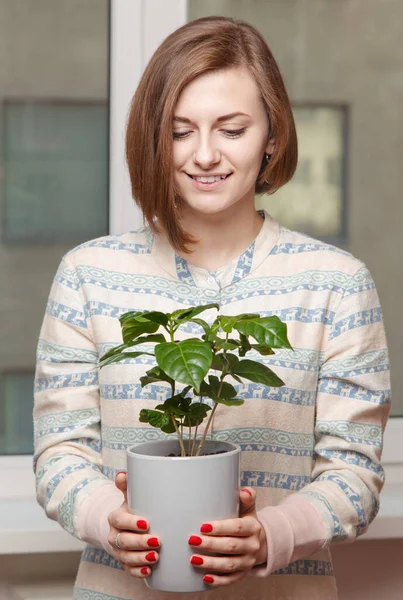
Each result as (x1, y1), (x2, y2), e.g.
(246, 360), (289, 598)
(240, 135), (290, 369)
(194, 175), (227, 182)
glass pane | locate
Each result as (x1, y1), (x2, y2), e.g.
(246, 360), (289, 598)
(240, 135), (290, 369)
(0, 373), (35, 455)
(0, 0), (110, 454)
(188, 0), (400, 416)
(4, 102), (108, 244)
(256, 106), (346, 240)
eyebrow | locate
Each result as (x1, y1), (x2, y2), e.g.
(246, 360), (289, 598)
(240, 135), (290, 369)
(173, 112), (251, 124)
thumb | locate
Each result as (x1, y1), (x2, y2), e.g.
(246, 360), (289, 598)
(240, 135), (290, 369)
(239, 487), (256, 516)
(115, 471), (128, 504)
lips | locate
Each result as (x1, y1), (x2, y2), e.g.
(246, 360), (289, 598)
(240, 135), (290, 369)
(187, 174), (232, 180)
(187, 173), (232, 191)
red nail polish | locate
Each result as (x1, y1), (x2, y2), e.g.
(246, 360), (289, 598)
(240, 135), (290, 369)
(141, 567), (149, 575)
(188, 535), (202, 546)
(200, 523), (213, 533)
(145, 551), (156, 562)
(191, 556), (204, 565)
(147, 537), (159, 547)
(137, 519), (148, 530)
(241, 488), (252, 496)
(204, 575), (214, 584)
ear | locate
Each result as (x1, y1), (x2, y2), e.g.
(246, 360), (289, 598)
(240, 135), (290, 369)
(265, 138), (275, 155)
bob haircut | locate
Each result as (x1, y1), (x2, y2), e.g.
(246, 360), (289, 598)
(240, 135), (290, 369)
(126, 15), (298, 253)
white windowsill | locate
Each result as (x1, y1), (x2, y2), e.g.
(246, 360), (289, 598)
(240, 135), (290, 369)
(0, 480), (402, 555)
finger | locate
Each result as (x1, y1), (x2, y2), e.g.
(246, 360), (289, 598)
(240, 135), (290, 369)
(198, 515), (260, 537)
(190, 553), (254, 574)
(115, 471), (128, 503)
(239, 487), (256, 516)
(122, 564), (152, 579)
(109, 509), (150, 533)
(202, 570), (247, 588)
(117, 548), (160, 569)
(108, 530), (160, 552)
(188, 533), (258, 555)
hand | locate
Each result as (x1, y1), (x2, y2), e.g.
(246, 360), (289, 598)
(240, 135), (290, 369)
(188, 487), (267, 588)
(107, 472), (161, 579)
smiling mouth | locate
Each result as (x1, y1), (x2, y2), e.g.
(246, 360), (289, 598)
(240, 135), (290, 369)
(187, 174), (232, 182)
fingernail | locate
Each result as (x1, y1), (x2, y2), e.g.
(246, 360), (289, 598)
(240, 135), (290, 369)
(200, 523), (213, 533)
(141, 567), (149, 575)
(147, 537), (159, 547)
(204, 575), (214, 584)
(191, 556), (204, 565)
(241, 488), (252, 496)
(188, 535), (202, 546)
(145, 551), (156, 562)
(137, 519), (148, 530)
(116, 471), (126, 476)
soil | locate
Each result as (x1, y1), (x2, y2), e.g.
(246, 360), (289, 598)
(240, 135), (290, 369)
(166, 450), (227, 457)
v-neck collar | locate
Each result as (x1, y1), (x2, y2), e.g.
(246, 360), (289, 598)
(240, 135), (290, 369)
(151, 209), (280, 289)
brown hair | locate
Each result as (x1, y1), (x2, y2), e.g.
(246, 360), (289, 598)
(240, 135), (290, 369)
(126, 16), (297, 252)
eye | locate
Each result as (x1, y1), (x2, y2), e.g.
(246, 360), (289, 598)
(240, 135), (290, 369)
(223, 128), (247, 138)
(173, 131), (190, 140)
(172, 128), (247, 140)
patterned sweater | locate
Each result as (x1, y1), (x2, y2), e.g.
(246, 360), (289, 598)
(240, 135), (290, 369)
(34, 210), (391, 600)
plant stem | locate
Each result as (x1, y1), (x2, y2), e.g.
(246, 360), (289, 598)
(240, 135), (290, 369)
(191, 424), (199, 456)
(195, 402), (218, 457)
(171, 415), (186, 457)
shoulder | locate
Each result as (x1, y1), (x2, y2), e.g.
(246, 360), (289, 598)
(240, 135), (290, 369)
(273, 225), (369, 280)
(61, 225), (154, 269)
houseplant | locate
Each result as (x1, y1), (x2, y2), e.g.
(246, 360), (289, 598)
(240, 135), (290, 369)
(99, 303), (292, 592)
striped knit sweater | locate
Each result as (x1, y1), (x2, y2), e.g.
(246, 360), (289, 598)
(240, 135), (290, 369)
(34, 209), (391, 600)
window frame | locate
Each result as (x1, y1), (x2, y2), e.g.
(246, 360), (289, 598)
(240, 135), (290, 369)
(0, 0), (401, 551)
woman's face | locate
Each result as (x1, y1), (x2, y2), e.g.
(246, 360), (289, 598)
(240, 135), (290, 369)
(172, 66), (274, 218)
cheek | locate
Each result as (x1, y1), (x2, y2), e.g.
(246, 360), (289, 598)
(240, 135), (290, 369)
(172, 143), (188, 168)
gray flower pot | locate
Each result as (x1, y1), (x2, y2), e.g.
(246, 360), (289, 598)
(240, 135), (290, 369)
(126, 439), (241, 593)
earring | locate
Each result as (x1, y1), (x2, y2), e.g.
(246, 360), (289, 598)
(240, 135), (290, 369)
(265, 153), (271, 163)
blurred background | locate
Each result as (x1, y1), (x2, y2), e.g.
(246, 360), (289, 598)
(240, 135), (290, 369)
(0, 1), (401, 598)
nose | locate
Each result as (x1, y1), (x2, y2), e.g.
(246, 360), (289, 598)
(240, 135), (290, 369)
(193, 135), (221, 168)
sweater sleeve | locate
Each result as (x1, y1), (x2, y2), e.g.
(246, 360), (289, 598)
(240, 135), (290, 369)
(253, 264), (391, 575)
(33, 255), (114, 542)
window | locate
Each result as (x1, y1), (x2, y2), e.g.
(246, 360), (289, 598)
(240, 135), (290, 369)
(257, 105), (347, 243)
(0, 0), (109, 457)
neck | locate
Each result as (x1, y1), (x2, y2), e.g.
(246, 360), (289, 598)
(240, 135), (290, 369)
(176, 202), (264, 271)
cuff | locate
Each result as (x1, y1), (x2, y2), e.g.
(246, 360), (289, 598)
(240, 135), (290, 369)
(251, 495), (326, 577)
(75, 481), (124, 555)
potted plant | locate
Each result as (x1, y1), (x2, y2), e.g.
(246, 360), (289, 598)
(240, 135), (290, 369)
(99, 304), (292, 592)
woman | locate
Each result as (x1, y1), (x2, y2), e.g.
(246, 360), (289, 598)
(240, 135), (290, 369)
(34, 16), (391, 600)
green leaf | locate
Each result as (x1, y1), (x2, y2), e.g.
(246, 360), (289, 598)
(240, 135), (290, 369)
(188, 318), (211, 337)
(183, 402), (212, 427)
(214, 397), (245, 406)
(129, 333), (167, 346)
(154, 339), (213, 393)
(212, 338), (240, 351)
(154, 387), (193, 416)
(233, 359), (285, 387)
(98, 351), (151, 368)
(234, 315), (293, 349)
(121, 318), (160, 344)
(120, 310), (168, 327)
(218, 313), (258, 333)
(207, 375), (237, 399)
(141, 311), (169, 326)
(251, 345), (275, 356)
(210, 352), (239, 372)
(139, 409), (178, 434)
(99, 343), (128, 363)
(171, 303), (219, 324)
(140, 366), (174, 388)
(239, 334), (252, 357)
